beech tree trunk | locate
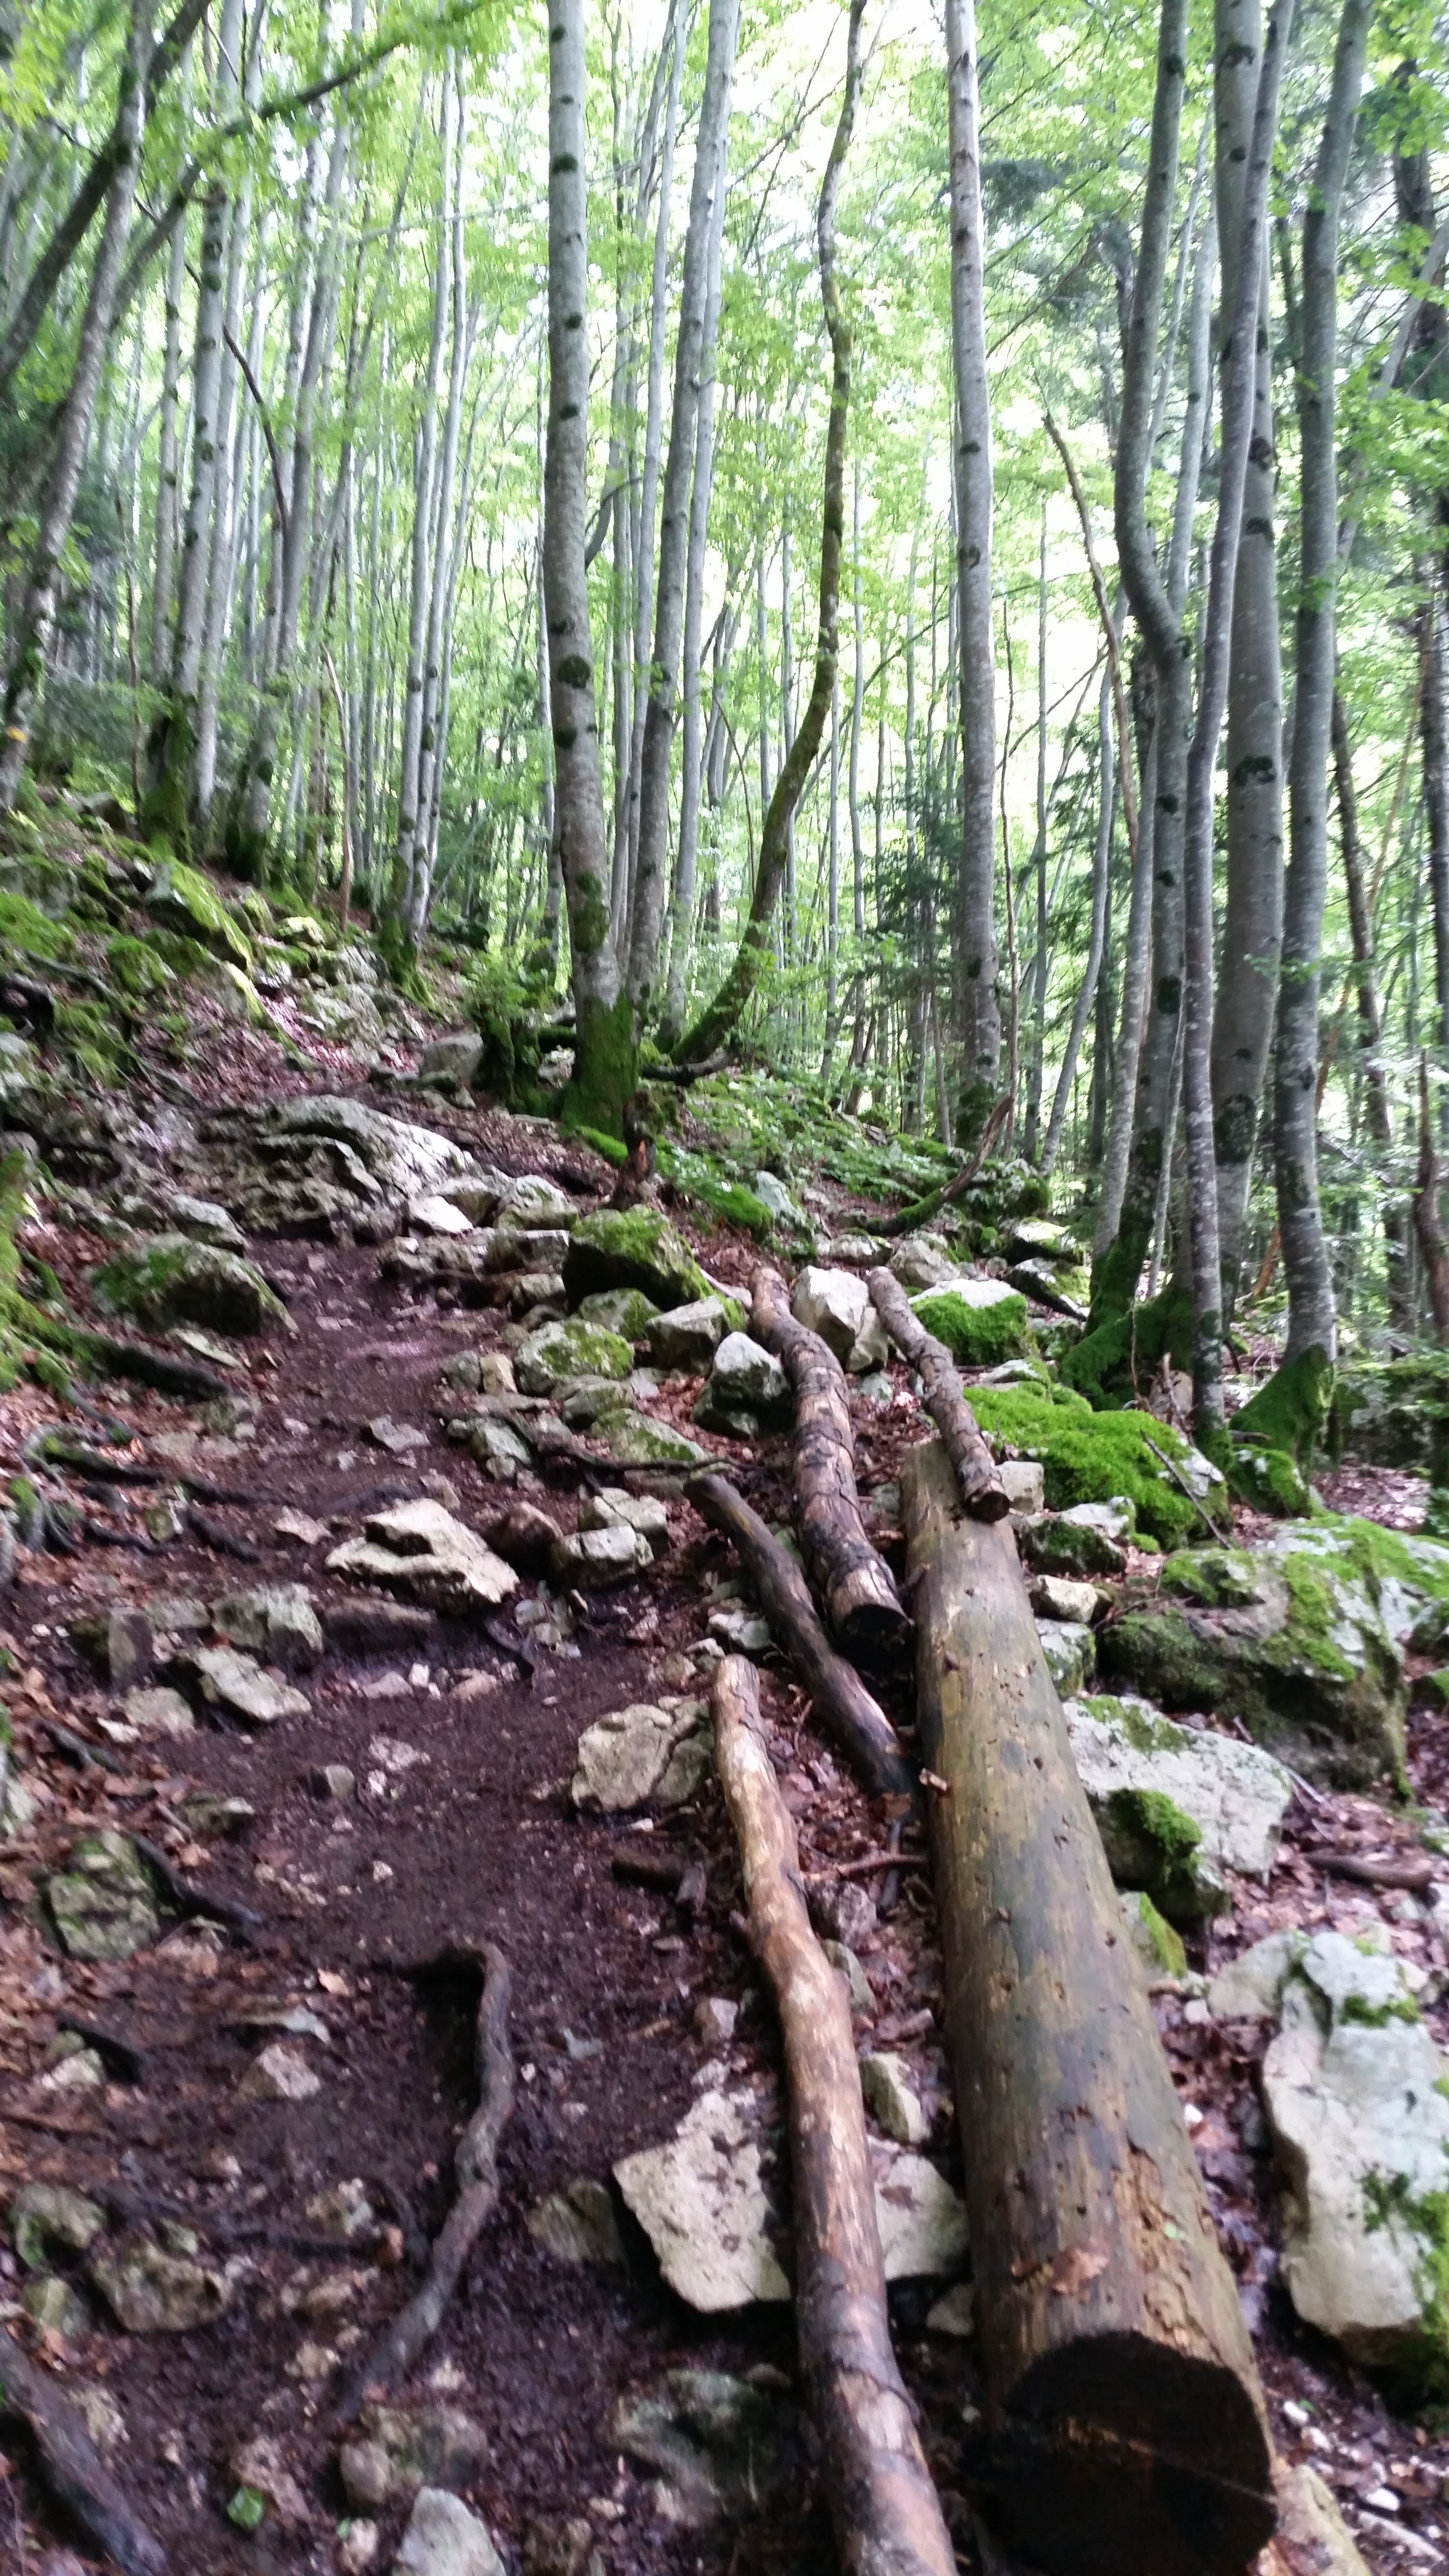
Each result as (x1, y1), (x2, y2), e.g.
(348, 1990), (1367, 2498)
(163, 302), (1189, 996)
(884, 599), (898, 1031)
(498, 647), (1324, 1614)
(1332, 688), (1409, 1325)
(750, 1264), (908, 1656)
(149, 203), (187, 681)
(544, 0), (636, 1134)
(1044, 674), (1113, 1176)
(1209, 0), (1287, 1307)
(677, 0), (867, 1063)
(946, 0), (1000, 1145)
(0, 0), (152, 816)
(1274, 0), (1368, 1369)
(712, 1655), (957, 2576)
(901, 1438), (1275, 2576)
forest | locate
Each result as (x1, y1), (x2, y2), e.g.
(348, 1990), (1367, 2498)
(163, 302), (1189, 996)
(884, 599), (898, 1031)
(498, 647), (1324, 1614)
(2, 0), (1449, 2567)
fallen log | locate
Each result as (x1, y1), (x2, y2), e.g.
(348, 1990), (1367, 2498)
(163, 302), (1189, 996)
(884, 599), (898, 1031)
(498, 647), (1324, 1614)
(865, 1266), (1008, 1521)
(901, 1437), (1274, 2576)
(0, 2327), (166, 2573)
(749, 1266), (908, 1655)
(335, 1942), (513, 2421)
(712, 1656), (957, 2576)
(687, 1469), (916, 1800)
(1300, 1845), (1435, 1893)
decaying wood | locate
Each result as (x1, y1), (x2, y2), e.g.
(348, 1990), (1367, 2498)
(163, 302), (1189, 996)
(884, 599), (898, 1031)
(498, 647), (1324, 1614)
(901, 1437), (1275, 2576)
(0, 2326), (166, 2573)
(749, 1266), (908, 1654)
(712, 1655), (957, 2576)
(687, 1468), (916, 1799)
(335, 1942), (513, 2421)
(865, 1265), (1009, 1520)
(1301, 1846), (1435, 1893)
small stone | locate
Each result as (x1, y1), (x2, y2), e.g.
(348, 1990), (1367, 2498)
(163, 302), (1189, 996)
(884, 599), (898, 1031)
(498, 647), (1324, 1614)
(614, 2088), (790, 2311)
(522, 2516), (605, 2576)
(340, 2523), (380, 2573)
(1208, 1930), (1307, 2021)
(887, 1234), (958, 1291)
(752, 1169), (803, 1224)
(809, 1879), (877, 1950)
(693, 1996), (739, 2046)
(476, 1350), (517, 1394)
(394, 2486), (506, 2576)
(596, 1405), (709, 1466)
(186, 1645), (311, 1725)
(122, 1684), (195, 1738)
(925, 2282), (976, 2337)
(612, 2368), (790, 2528)
(821, 1940), (874, 2014)
(91, 1233), (287, 1337)
(40, 2042), (107, 2092)
(550, 1523), (652, 1588)
(275, 1508), (329, 1546)
(107, 1604), (153, 1690)
(1029, 1573), (1101, 1624)
(287, 2337), (338, 2382)
(323, 1598), (435, 1655)
(1035, 1617), (1095, 1694)
(358, 1671), (409, 1701)
(91, 2237), (232, 2333)
(214, 1581), (323, 1669)
(647, 1296), (736, 1371)
(171, 1192), (248, 1250)
(22, 2276), (89, 2338)
(231, 2434), (309, 2528)
(516, 1316), (632, 1396)
(707, 1605), (772, 1657)
(306, 2178), (376, 2238)
(694, 1331), (791, 1434)
(467, 1416), (533, 1481)
(860, 2051), (930, 2146)
(579, 1487), (671, 1559)
(998, 1459), (1046, 1514)
(575, 1287), (660, 1340)
(317, 1764), (356, 1802)
(240, 2041), (322, 2102)
(415, 1029), (484, 1091)
(370, 1415), (428, 1455)
(338, 2401), (489, 2512)
(1118, 1889), (1187, 1980)
(527, 2179), (627, 2269)
(47, 1829), (161, 1961)
(452, 1671), (499, 1705)
(791, 1266), (871, 1363)
(1022, 1508), (1130, 1579)
(11, 2183), (106, 2270)
(871, 2147), (970, 2281)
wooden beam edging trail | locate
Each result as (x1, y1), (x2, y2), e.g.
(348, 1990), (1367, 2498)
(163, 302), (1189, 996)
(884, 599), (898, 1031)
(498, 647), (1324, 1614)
(750, 1265), (910, 1656)
(900, 1437), (1275, 2576)
(713, 1653), (958, 2576)
(866, 1264), (1009, 1520)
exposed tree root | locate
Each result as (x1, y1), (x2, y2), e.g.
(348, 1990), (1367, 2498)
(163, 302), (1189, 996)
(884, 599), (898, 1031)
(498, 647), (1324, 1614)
(0, 2328), (166, 2574)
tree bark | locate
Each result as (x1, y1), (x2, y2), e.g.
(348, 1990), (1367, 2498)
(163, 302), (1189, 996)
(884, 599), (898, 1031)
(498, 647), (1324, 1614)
(676, 0), (867, 1064)
(1416, 1055), (1449, 1345)
(901, 1438), (1275, 2576)
(545, 0), (636, 1134)
(627, 0), (741, 1019)
(1044, 674), (1114, 1176)
(392, 70), (454, 929)
(750, 1264), (908, 1656)
(1421, 577), (1449, 1061)
(712, 1655), (956, 2576)
(688, 1473), (915, 1796)
(1209, 0), (1286, 1308)
(866, 1266), (1007, 1518)
(1332, 688), (1409, 1326)
(1180, 0), (1295, 1440)
(150, 202), (187, 681)
(1274, 0), (1368, 1369)
(0, 0), (152, 816)
(142, 168), (230, 849)
(946, 0), (1000, 1145)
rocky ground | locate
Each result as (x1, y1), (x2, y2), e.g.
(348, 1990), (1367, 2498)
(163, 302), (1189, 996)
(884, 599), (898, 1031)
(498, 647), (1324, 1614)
(0, 815), (1449, 2576)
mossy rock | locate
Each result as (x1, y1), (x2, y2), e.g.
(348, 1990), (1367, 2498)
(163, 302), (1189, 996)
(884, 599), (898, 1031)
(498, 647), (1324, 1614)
(1333, 1351), (1449, 1481)
(1094, 1786), (1227, 1923)
(1228, 1444), (1311, 1517)
(910, 1279), (1030, 1368)
(46, 1829), (161, 1961)
(144, 859), (252, 970)
(1119, 1889), (1188, 1980)
(91, 1234), (287, 1338)
(576, 1288), (661, 1341)
(1232, 1347), (1336, 1469)
(564, 1210), (710, 1313)
(0, 887), (76, 959)
(107, 934), (175, 999)
(515, 1316), (633, 1395)
(969, 1384), (1220, 1549)
(1098, 1529), (1411, 1786)
(1061, 1278), (1192, 1410)
(593, 1406), (708, 1466)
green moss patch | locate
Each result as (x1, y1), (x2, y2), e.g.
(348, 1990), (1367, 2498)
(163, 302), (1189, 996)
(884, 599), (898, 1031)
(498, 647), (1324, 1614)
(911, 1281), (1030, 1368)
(1094, 1786), (1225, 1923)
(144, 860), (252, 970)
(1119, 1888), (1189, 1979)
(969, 1384), (1211, 1548)
(564, 1210), (710, 1313)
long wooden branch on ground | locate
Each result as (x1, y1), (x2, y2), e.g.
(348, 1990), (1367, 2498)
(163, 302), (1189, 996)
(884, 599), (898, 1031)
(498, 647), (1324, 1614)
(900, 1438), (1275, 2576)
(335, 1944), (513, 2421)
(687, 1470), (917, 1799)
(749, 1267), (908, 1656)
(712, 1656), (957, 2576)
(0, 2328), (166, 2573)
(865, 1267), (1008, 1520)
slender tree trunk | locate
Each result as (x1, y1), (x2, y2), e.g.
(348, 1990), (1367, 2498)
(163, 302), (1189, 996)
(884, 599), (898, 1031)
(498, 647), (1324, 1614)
(1181, 0), (1295, 1438)
(821, 665), (842, 1079)
(1024, 507), (1048, 1159)
(1421, 577), (1449, 1060)
(1044, 674), (1114, 1174)
(0, 0), (152, 815)
(1209, 0), (1287, 1308)
(1272, 0), (1367, 1371)
(621, 4), (685, 949)
(390, 67), (453, 932)
(946, 0), (999, 1143)
(677, 0), (867, 1064)
(1333, 686), (1410, 1327)
(545, 0), (635, 1132)
(1093, 0), (1191, 1325)
(150, 202), (187, 680)
(660, 48), (733, 1045)
(407, 82), (470, 944)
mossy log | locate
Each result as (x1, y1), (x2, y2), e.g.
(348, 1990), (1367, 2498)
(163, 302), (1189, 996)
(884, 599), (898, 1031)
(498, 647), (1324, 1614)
(750, 1266), (908, 1656)
(712, 1655), (957, 2576)
(687, 1470), (916, 1798)
(901, 1435), (1274, 2576)
(866, 1266), (1008, 1520)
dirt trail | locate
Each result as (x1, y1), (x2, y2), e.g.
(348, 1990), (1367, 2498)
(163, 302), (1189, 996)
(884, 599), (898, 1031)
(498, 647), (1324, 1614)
(1, 1092), (1447, 2575)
